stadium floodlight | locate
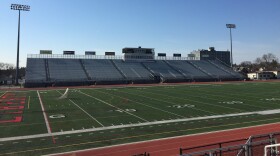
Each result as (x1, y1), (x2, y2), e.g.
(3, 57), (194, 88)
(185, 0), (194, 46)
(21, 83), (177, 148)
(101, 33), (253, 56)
(226, 24), (236, 68)
(11, 4), (30, 85)
(11, 4), (30, 11)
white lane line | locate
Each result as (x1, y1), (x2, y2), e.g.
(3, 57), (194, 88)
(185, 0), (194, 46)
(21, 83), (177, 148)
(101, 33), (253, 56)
(37, 90), (52, 134)
(78, 91), (148, 122)
(69, 99), (105, 127)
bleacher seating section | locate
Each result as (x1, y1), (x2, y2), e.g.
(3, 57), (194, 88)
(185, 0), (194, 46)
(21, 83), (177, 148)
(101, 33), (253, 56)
(25, 58), (47, 82)
(25, 58), (245, 87)
(48, 59), (88, 81)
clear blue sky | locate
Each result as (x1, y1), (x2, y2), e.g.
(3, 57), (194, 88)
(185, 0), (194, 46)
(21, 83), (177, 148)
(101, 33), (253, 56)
(1, 0), (280, 67)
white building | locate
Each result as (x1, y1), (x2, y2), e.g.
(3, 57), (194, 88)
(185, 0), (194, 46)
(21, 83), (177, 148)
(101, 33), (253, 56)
(247, 71), (278, 80)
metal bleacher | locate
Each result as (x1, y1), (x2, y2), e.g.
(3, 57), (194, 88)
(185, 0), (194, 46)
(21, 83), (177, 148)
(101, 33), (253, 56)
(142, 60), (185, 80)
(209, 60), (245, 78)
(188, 60), (233, 79)
(166, 60), (211, 80)
(112, 60), (152, 80)
(25, 56), (244, 87)
(82, 59), (124, 81)
(48, 59), (88, 81)
(25, 58), (47, 82)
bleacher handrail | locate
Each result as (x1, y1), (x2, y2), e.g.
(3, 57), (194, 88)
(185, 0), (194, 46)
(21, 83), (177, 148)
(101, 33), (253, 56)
(27, 54), (200, 61)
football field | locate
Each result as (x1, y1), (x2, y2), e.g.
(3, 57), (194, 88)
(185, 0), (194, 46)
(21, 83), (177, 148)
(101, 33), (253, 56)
(1, 81), (280, 155)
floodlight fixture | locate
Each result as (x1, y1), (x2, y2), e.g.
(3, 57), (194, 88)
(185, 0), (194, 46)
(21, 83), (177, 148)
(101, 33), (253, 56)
(226, 24), (236, 29)
(11, 4), (30, 85)
(226, 24), (236, 67)
(11, 4), (30, 11)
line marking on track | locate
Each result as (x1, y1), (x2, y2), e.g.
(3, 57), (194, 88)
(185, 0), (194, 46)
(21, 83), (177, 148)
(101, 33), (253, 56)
(37, 90), (56, 144)
(78, 90), (148, 122)
(28, 96), (30, 109)
(4, 120), (280, 156)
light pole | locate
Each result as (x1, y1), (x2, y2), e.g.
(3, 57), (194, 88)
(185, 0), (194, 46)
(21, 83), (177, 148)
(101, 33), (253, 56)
(226, 24), (236, 68)
(11, 4), (30, 85)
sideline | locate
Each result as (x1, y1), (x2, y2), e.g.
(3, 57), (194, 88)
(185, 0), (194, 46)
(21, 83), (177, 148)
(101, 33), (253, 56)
(1, 110), (280, 142)
(37, 90), (56, 144)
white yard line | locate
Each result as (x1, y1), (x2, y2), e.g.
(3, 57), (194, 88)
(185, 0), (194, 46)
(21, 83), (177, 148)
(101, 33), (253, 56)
(2, 109), (280, 142)
(119, 90), (216, 115)
(55, 90), (104, 127)
(138, 89), (243, 112)
(37, 91), (52, 134)
(96, 89), (185, 118)
(69, 99), (105, 127)
(78, 90), (148, 122)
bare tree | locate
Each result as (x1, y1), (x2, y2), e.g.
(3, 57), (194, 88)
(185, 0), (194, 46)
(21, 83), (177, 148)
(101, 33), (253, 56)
(262, 53), (278, 63)
(0, 62), (15, 70)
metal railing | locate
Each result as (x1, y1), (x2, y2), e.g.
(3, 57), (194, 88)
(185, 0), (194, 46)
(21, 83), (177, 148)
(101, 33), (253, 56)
(27, 54), (200, 61)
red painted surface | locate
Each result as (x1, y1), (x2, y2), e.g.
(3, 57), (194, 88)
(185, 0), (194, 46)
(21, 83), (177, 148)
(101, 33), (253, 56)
(0, 106), (24, 110)
(55, 123), (280, 156)
(0, 92), (25, 124)
(0, 116), (22, 123)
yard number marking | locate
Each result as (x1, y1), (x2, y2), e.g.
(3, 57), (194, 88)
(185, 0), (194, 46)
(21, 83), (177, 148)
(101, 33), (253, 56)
(109, 109), (137, 113)
(262, 98), (280, 101)
(168, 104), (195, 108)
(49, 114), (66, 119)
(219, 101), (243, 104)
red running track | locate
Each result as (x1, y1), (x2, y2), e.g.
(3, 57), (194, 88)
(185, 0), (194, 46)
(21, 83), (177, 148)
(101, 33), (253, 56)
(53, 123), (280, 156)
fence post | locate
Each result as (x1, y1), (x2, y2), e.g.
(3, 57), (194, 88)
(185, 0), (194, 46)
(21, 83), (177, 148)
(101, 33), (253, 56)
(219, 143), (222, 156)
(269, 134), (274, 156)
(180, 148), (183, 155)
